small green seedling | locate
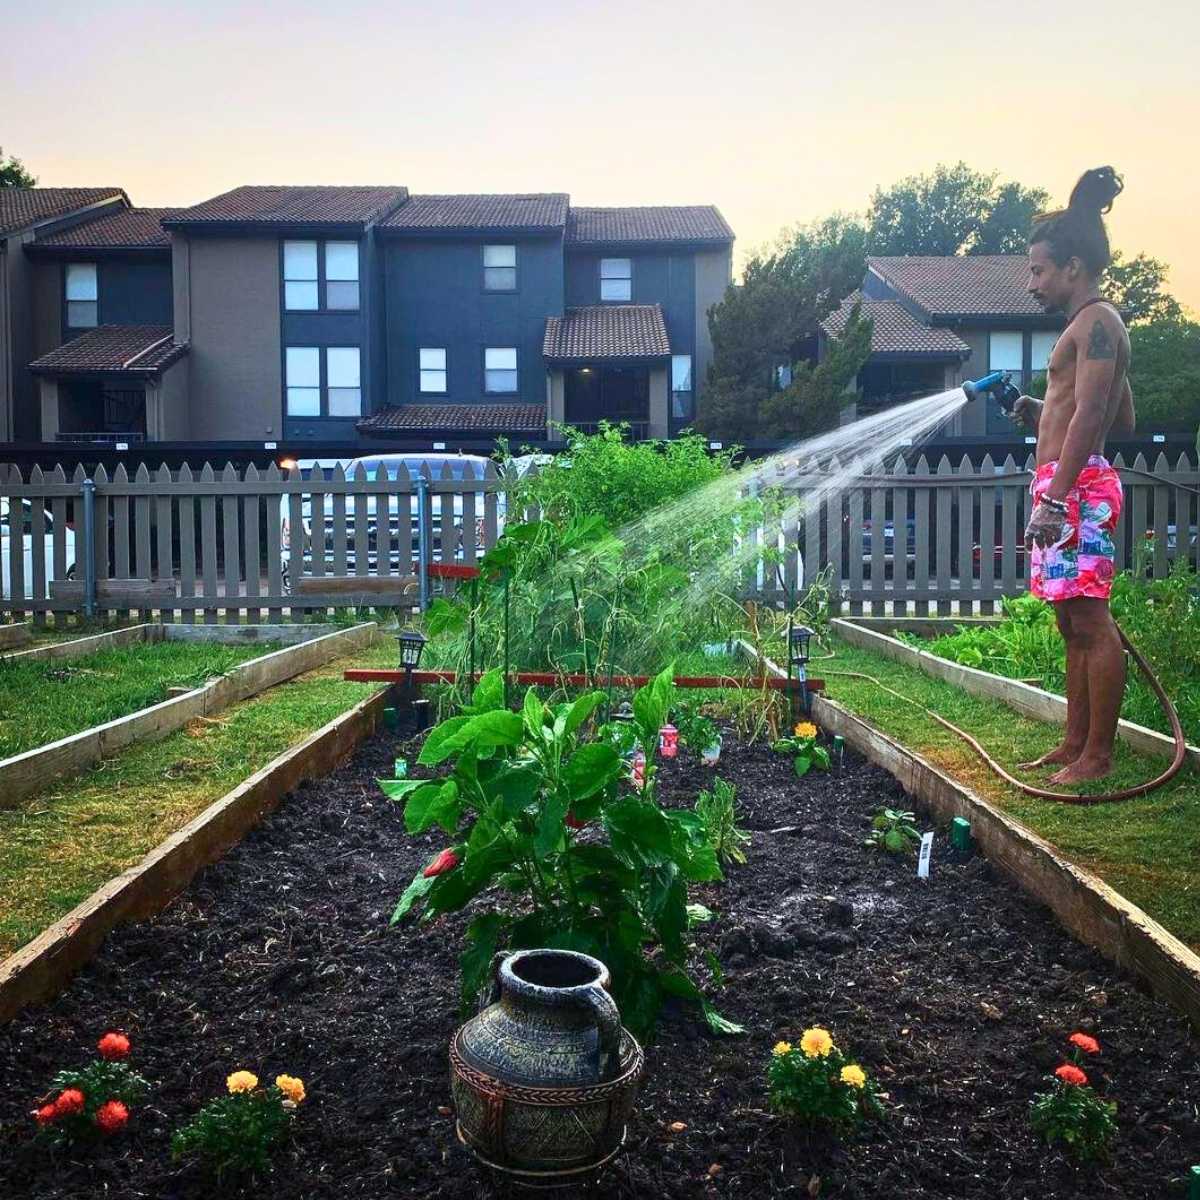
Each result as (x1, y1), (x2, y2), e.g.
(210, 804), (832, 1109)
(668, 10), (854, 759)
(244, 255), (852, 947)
(770, 724), (831, 778)
(864, 808), (921, 855)
(694, 778), (751, 866)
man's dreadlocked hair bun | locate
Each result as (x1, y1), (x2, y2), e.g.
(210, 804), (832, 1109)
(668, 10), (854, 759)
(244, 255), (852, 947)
(1030, 166), (1124, 276)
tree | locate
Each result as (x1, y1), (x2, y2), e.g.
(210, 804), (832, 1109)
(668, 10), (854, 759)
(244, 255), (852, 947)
(0, 146), (36, 188)
(1105, 251), (1182, 325)
(1128, 317), (1200, 430)
(866, 162), (1048, 256)
(700, 215), (868, 440)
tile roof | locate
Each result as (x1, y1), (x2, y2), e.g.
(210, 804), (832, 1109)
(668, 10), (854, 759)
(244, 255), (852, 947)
(566, 205), (733, 245)
(0, 188), (126, 237)
(29, 326), (187, 376)
(382, 194), (568, 233)
(162, 185), (407, 230)
(821, 293), (970, 358)
(543, 305), (671, 362)
(358, 404), (546, 434)
(34, 207), (182, 251)
(868, 255), (1044, 318)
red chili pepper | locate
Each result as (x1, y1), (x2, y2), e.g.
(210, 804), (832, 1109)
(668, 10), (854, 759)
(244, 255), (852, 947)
(423, 848), (461, 878)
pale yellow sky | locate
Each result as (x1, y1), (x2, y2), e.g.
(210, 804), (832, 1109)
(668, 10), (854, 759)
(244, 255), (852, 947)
(4, 0), (1197, 308)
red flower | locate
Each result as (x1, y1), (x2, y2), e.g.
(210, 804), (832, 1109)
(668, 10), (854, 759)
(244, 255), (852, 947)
(423, 847), (461, 878)
(34, 1104), (58, 1126)
(97, 1031), (131, 1061)
(1068, 1032), (1100, 1055)
(54, 1088), (85, 1116)
(1055, 1064), (1088, 1087)
(94, 1100), (129, 1134)
(565, 811), (587, 830)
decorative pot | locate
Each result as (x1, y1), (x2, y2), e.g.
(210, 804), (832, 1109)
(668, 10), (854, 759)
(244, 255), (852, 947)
(450, 948), (644, 1187)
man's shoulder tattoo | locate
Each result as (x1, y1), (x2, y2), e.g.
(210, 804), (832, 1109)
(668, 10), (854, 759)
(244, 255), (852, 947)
(1086, 317), (1116, 360)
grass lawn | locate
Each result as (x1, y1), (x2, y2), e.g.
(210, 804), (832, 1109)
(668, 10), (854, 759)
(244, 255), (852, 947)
(0, 640), (285, 759)
(803, 637), (1200, 951)
(0, 637), (396, 958)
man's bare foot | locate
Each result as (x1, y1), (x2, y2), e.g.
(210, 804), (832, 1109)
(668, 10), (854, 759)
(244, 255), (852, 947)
(1018, 744), (1084, 771)
(1048, 756), (1113, 786)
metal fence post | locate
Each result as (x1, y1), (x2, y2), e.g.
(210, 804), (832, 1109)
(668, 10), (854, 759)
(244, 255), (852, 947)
(80, 477), (97, 619)
(416, 474), (430, 612)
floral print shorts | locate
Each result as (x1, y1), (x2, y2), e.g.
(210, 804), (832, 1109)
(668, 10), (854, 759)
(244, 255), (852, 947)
(1030, 455), (1123, 602)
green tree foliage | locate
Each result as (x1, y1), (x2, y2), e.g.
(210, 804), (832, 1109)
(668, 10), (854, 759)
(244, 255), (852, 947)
(1128, 317), (1200, 428)
(867, 162), (1048, 256)
(1105, 250), (1182, 324)
(700, 216), (871, 441)
(0, 146), (36, 188)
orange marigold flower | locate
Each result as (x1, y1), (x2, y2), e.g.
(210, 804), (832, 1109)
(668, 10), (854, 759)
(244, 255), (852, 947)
(1055, 1064), (1088, 1086)
(800, 1027), (834, 1058)
(34, 1104), (58, 1126)
(1068, 1032), (1100, 1055)
(95, 1100), (129, 1134)
(226, 1070), (259, 1094)
(97, 1031), (131, 1061)
(54, 1088), (85, 1117)
(275, 1074), (306, 1104)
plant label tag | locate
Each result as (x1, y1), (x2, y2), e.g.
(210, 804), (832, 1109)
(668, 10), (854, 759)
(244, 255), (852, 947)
(917, 832), (933, 879)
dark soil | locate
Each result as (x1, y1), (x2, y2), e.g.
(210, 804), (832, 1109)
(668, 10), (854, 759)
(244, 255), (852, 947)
(1, 723), (1198, 1199)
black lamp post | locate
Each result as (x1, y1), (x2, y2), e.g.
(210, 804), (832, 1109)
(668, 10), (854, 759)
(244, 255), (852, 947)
(788, 625), (813, 719)
(398, 630), (426, 684)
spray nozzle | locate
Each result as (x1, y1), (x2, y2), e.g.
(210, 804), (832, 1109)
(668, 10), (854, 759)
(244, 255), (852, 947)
(961, 370), (1022, 415)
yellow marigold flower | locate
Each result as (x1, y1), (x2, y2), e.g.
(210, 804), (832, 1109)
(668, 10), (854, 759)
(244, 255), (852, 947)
(772, 1041), (793, 1057)
(840, 1064), (867, 1089)
(800, 1027), (834, 1058)
(226, 1070), (259, 1094)
(275, 1074), (306, 1104)
(794, 722), (818, 739)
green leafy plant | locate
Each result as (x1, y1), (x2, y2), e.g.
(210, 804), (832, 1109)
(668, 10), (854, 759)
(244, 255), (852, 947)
(172, 1071), (306, 1179)
(31, 1031), (148, 1143)
(674, 701), (720, 754)
(1029, 1032), (1116, 1162)
(770, 721), (831, 777)
(864, 807), (921, 855)
(767, 1026), (883, 1133)
(383, 666), (740, 1038)
(694, 778), (751, 866)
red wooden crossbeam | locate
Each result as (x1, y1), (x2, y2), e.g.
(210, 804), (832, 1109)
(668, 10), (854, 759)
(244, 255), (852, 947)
(427, 563), (482, 580)
(344, 668), (824, 692)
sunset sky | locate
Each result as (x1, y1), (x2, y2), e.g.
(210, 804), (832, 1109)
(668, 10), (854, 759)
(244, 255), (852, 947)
(6, 0), (1198, 309)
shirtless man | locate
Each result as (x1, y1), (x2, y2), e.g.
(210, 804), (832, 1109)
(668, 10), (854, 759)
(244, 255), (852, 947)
(1011, 166), (1136, 785)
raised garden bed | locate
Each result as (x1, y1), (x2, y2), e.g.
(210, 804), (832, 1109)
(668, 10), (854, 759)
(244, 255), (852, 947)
(1, 724), (1196, 1198)
(0, 623), (377, 807)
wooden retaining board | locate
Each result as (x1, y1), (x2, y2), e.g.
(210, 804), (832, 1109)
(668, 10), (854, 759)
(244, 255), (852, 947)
(0, 623), (32, 650)
(0, 622), (378, 808)
(831, 617), (1200, 772)
(0, 689), (387, 1024)
(1, 622), (161, 664)
(737, 638), (1200, 1032)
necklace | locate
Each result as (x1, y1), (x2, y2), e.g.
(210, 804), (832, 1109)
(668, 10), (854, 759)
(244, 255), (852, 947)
(1068, 295), (1111, 324)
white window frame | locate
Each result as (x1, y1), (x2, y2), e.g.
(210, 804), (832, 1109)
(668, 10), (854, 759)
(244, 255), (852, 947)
(483, 244), (517, 292)
(326, 346), (362, 416)
(419, 348), (448, 394)
(285, 346), (321, 416)
(285, 345), (362, 417)
(600, 257), (632, 302)
(671, 354), (694, 420)
(324, 241), (360, 311)
(988, 330), (1024, 373)
(484, 347), (518, 394)
(283, 241), (319, 311)
(1031, 331), (1058, 374)
(65, 263), (98, 328)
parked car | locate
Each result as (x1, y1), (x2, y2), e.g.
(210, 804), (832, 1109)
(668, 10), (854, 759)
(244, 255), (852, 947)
(1, 497), (77, 601)
(279, 453), (492, 589)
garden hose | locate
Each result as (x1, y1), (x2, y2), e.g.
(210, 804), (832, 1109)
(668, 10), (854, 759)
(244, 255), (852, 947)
(823, 620), (1188, 805)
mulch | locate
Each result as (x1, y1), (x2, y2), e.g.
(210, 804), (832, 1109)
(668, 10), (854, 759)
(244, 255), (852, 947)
(0, 721), (1197, 1199)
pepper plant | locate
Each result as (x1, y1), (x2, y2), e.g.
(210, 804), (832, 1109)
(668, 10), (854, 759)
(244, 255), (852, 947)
(382, 665), (741, 1038)
(771, 722), (831, 777)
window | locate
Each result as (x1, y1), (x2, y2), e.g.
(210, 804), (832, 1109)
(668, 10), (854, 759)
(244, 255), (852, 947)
(285, 346), (321, 415)
(419, 348), (447, 393)
(989, 330), (1024, 372)
(324, 242), (360, 310)
(65, 263), (98, 328)
(1031, 331), (1058, 374)
(283, 241), (318, 310)
(672, 354), (694, 420)
(774, 362), (793, 390)
(327, 347), (361, 415)
(483, 244), (517, 291)
(600, 258), (632, 302)
(484, 347), (518, 394)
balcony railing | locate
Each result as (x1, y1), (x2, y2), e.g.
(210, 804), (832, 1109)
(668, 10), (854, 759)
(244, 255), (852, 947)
(55, 431), (147, 445)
